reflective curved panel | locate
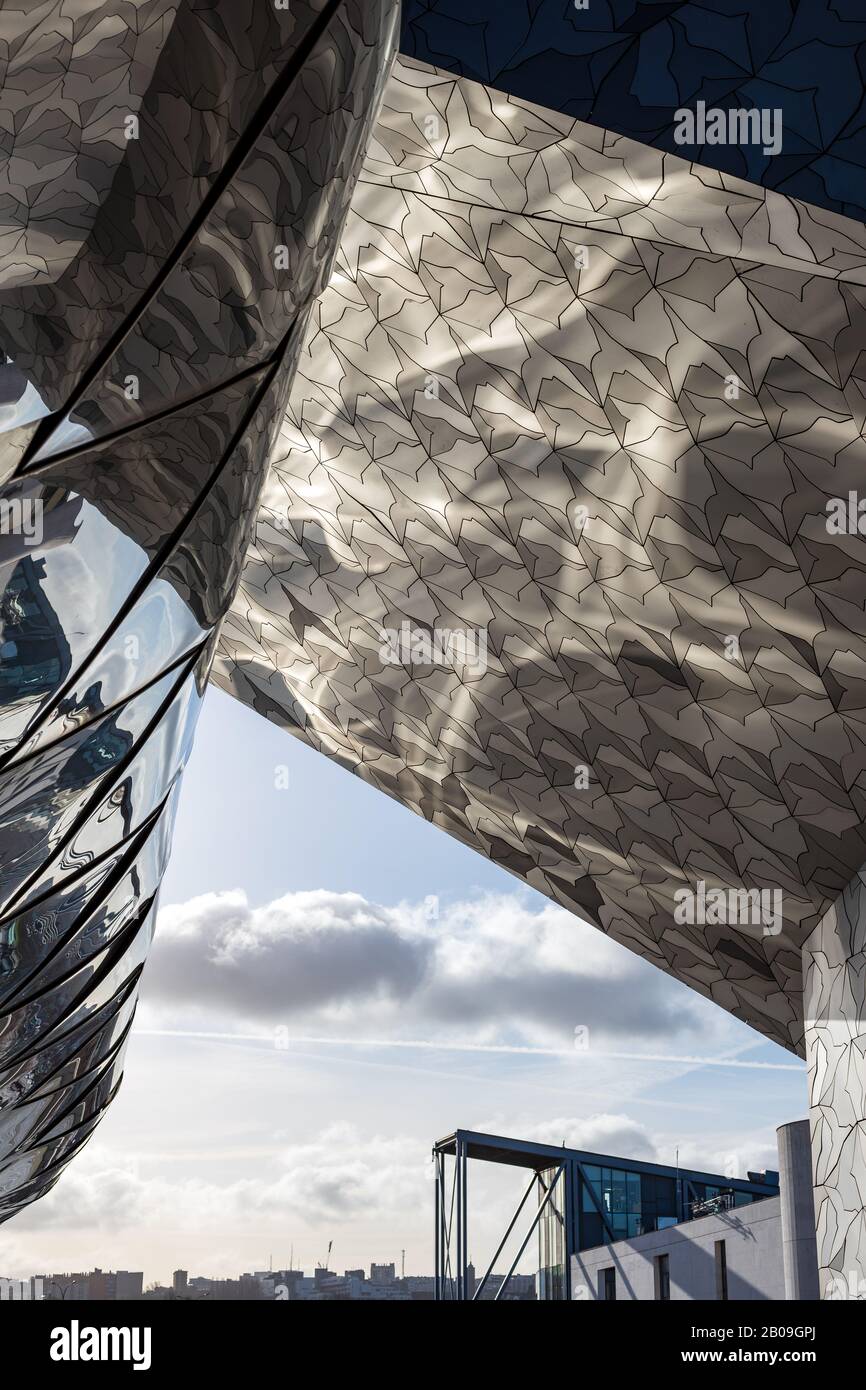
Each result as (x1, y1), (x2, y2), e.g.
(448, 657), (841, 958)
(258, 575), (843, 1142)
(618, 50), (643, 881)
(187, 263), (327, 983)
(0, 0), (398, 1220)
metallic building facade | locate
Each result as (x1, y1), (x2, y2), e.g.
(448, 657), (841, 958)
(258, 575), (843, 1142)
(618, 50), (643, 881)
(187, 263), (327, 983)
(0, 0), (398, 1220)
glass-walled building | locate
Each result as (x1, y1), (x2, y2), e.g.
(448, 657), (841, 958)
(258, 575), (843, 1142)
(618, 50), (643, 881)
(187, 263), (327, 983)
(434, 1130), (779, 1301)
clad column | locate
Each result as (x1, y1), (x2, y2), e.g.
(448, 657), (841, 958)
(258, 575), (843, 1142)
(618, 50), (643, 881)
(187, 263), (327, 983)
(802, 868), (866, 1299)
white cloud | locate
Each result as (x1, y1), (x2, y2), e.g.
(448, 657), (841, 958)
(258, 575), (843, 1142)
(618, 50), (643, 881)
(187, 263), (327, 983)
(149, 889), (429, 1016)
(516, 1113), (659, 1161)
(144, 889), (722, 1051)
(9, 1126), (429, 1237)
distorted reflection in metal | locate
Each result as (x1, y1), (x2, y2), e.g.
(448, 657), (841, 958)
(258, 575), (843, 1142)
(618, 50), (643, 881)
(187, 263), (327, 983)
(0, 0), (398, 1220)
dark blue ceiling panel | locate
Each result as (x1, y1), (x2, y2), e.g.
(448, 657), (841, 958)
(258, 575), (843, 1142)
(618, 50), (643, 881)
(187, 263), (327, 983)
(400, 0), (866, 223)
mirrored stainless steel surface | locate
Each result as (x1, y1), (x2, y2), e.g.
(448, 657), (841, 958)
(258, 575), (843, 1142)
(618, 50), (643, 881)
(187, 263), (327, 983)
(0, 0), (398, 1220)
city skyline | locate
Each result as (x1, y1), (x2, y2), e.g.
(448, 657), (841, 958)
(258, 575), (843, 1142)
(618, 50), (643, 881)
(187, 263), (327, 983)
(2, 1259), (536, 1302)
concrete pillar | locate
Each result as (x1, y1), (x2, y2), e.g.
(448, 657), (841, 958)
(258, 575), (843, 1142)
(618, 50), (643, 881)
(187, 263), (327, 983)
(802, 868), (866, 1300)
(776, 1120), (819, 1299)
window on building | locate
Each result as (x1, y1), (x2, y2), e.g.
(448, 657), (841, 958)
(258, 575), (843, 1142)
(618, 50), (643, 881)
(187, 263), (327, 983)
(715, 1240), (728, 1301)
(600, 1266), (616, 1301)
(655, 1252), (670, 1301)
(640, 1173), (678, 1233)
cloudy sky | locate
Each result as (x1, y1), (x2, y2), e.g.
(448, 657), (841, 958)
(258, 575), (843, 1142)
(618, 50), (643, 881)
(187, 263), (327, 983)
(0, 690), (806, 1286)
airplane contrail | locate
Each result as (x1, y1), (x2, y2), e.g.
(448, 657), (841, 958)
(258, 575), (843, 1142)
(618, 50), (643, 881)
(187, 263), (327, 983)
(135, 1028), (802, 1070)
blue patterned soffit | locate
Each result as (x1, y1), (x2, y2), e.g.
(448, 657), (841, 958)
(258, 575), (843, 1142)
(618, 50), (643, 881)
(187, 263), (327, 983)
(400, 0), (866, 223)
